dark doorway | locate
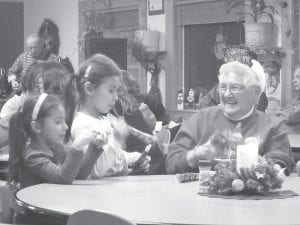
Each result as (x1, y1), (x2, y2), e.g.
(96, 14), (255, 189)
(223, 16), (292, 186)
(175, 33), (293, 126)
(184, 22), (244, 92)
(85, 38), (127, 70)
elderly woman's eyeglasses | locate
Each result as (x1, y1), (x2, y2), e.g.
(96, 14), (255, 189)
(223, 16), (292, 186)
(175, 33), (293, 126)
(218, 84), (246, 95)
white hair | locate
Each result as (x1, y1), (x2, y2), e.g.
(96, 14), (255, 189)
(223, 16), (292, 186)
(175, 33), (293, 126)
(26, 33), (42, 45)
(219, 60), (266, 94)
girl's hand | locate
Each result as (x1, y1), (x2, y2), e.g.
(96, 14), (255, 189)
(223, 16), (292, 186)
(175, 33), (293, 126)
(71, 130), (97, 150)
(130, 155), (151, 174)
(93, 130), (109, 147)
(138, 155), (151, 172)
(111, 117), (129, 145)
(129, 151), (151, 174)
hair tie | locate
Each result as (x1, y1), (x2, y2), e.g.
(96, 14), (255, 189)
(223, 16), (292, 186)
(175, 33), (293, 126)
(35, 74), (44, 94)
(84, 65), (92, 78)
(32, 93), (48, 121)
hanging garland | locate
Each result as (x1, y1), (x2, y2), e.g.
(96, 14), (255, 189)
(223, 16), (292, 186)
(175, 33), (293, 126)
(224, 45), (286, 66)
(224, 45), (254, 66)
(250, 46), (286, 58)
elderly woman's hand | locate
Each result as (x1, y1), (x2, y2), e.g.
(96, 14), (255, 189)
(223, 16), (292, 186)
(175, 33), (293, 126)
(221, 124), (245, 151)
(186, 124), (245, 168)
(186, 142), (218, 168)
(209, 123), (244, 157)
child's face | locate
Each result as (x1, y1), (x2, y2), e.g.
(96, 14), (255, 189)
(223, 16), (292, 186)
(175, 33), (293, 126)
(91, 76), (120, 114)
(40, 105), (67, 145)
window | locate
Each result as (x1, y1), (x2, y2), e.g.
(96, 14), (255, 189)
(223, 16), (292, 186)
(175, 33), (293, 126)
(183, 22), (244, 110)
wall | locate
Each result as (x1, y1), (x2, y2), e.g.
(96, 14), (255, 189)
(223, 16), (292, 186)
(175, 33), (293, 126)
(22, 0), (167, 102)
(24, 0), (79, 69)
(0, 1), (23, 74)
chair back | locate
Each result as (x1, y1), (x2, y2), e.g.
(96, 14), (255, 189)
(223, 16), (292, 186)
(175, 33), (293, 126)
(66, 209), (135, 225)
(155, 128), (171, 155)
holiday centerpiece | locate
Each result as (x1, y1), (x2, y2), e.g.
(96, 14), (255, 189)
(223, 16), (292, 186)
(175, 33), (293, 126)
(197, 135), (286, 196)
(207, 157), (284, 195)
(174, 129), (297, 199)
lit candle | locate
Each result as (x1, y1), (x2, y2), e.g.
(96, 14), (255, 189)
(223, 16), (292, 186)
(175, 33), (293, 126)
(236, 141), (258, 169)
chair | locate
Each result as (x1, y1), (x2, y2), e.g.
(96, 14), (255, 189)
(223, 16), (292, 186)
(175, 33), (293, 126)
(155, 128), (171, 155)
(66, 209), (135, 225)
(287, 133), (300, 163)
(0, 184), (16, 224)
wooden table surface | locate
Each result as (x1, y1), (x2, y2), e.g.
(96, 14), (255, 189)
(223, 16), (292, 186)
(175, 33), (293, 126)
(16, 175), (300, 225)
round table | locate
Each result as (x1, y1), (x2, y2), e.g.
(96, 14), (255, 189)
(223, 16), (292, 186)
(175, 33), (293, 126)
(16, 175), (300, 225)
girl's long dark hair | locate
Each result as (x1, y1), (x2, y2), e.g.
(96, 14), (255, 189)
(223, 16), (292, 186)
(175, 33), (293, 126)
(63, 73), (78, 142)
(8, 111), (30, 184)
(21, 61), (75, 142)
(8, 95), (62, 184)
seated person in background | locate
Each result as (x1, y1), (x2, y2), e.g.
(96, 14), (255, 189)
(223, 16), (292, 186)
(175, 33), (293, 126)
(141, 93), (171, 126)
(113, 70), (166, 174)
(275, 65), (300, 131)
(120, 70), (170, 127)
(7, 33), (58, 93)
(0, 61), (73, 148)
(198, 82), (219, 109)
(166, 60), (295, 175)
(118, 70), (156, 131)
(0, 61), (71, 119)
(8, 94), (102, 188)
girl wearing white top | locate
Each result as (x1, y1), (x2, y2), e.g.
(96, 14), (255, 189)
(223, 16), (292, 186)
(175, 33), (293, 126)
(71, 54), (150, 177)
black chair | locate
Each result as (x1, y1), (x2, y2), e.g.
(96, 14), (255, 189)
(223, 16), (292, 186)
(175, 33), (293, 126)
(66, 209), (135, 225)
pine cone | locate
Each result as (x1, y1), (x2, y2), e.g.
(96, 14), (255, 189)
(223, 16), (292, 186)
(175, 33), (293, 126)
(244, 168), (252, 180)
(260, 174), (272, 191)
(256, 184), (265, 194)
(246, 179), (259, 192)
(254, 164), (266, 174)
(248, 166), (257, 179)
(238, 167), (247, 181)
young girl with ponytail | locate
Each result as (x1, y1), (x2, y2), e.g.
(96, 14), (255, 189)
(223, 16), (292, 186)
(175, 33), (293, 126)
(71, 54), (150, 177)
(8, 93), (103, 188)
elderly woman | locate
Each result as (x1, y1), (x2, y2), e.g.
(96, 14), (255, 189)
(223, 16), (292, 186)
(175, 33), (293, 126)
(165, 60), (295, 175)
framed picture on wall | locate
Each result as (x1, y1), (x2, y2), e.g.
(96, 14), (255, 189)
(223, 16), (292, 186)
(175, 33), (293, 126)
(148, 0), (164, 15)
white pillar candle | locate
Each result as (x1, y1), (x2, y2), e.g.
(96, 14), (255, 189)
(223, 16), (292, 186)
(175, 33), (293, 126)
(236, 142), (258, 169)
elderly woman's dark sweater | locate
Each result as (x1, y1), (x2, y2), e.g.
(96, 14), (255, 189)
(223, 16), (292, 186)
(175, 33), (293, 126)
(166, 106), (295, 175)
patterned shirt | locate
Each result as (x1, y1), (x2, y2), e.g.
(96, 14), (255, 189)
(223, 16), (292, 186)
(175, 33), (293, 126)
(7, 51), (58, 83)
